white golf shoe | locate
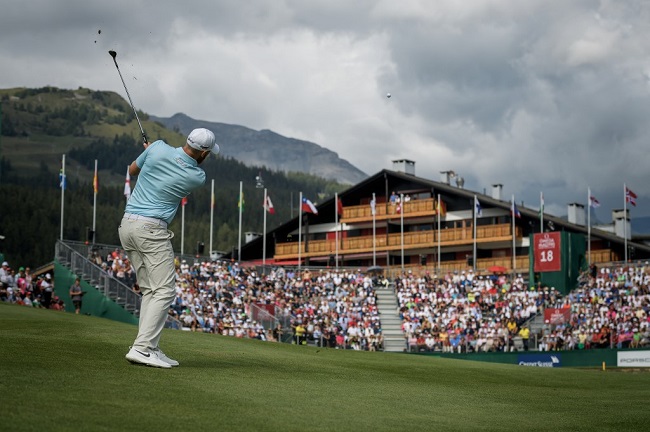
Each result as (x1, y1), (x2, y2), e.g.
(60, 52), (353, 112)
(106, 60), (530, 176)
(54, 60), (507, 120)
(125, 347), (172, 369)
(154, 348), (179, 367)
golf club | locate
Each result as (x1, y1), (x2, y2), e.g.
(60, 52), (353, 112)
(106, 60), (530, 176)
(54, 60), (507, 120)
(108, 50), (148, 144)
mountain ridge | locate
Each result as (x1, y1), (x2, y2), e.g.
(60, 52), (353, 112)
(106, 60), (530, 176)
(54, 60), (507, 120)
(150, 112), (367, 185)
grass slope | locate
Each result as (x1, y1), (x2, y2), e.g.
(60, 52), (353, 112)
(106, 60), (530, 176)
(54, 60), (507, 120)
(1, 303), (649, 432)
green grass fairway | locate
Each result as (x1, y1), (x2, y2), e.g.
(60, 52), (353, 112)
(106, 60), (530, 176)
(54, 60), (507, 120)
(1, 304), (649, 432)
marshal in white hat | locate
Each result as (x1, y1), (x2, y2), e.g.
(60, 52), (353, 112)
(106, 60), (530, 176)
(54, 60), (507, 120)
(186, 128), (220, 154)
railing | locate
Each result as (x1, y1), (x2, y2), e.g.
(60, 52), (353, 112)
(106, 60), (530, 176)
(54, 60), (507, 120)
(274, 223), (520, 258)
(249, 303), (293, 343)
(588, 249), (617, 263)
(342, 197), (439, 222)
(56, 241), (182, 329)
(384, 256), (530, 279)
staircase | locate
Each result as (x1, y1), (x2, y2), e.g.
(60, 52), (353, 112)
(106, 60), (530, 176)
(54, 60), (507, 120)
(525, 313), (547, 350)
(56, 240), (142, 315)
(375, 285), (405, 352)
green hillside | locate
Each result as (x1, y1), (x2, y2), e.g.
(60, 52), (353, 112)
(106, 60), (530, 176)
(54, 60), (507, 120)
(0, 86), (345, 267)
(2, 304), (649, 432)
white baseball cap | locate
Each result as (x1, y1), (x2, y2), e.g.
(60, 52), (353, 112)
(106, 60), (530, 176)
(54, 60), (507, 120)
(187, 128), (220, 154)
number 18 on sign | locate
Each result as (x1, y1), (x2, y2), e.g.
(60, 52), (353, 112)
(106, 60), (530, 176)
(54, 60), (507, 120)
(534, 232), (562, 272)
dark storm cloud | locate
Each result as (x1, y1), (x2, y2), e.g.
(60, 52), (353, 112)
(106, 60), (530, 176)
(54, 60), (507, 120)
(1, 0), (650, 219)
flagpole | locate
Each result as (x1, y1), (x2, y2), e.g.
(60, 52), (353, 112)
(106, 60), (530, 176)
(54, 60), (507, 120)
(400, 193), (404, 272)
(263, 188), (268, 268)
(623, 183), (627, 264)
(372, 192), (376, 267)
(181, 200), (185, 257)
(92, 159), (98, 244)
(335, 192), (339, 270)
(539, 192), (544, 233)
(238, 181), (243, 262)
(587, 187), (591, 266)
(298, 191), (303, 271)
(437, 193), (441, 273)
(511, 194), (517, 274)
(60, 154), (65, 241)
(210, 179), (215, 258)
(473, 195), (477, 272)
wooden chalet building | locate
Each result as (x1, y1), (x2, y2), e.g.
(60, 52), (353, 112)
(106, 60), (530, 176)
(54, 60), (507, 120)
(237, 160), (650, 277)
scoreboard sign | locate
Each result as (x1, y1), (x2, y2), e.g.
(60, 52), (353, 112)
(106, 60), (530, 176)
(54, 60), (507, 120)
(533, 232), (561, 272)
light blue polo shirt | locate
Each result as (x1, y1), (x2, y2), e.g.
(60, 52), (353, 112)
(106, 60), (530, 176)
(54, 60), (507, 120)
(124, 140), (206, 224)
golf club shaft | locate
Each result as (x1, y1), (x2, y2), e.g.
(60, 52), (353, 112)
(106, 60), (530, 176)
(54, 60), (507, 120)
(109, 53), (148, 144)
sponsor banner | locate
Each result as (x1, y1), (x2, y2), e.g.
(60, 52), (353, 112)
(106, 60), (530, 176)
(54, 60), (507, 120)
(533, 232), (562, 272)
(617, 351), (650, 367)
(518, 354), (562, 368)
(544, 307), (571, 325)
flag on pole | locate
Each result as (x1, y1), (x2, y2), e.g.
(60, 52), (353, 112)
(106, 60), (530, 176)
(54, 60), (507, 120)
(238, 190), (245, 210)
(626, 186), (637, 206)
(539, 192), (544, 216)
(589, 195), (600, 208)
(475, 197), (483, 217)
(337, 197), (344, 216)
(59, 169), (66, 190)
(264, 195), (275, 214)
(181, 196), (188, 207)
(93, 170), (99, 194)
(436, 199), (446, 216)
(211, 190), (215, 209)
(370, 197), (376, 216)
(511, 201), (521, 218)
(302, 197), (318, 214)
(396, 201), (402, 214)
(124, 167), (131, 200)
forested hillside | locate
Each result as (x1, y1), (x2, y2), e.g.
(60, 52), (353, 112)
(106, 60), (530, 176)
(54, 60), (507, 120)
(0, 86), (345, 267)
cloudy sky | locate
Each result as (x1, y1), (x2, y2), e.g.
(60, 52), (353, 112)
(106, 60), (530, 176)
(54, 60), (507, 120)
(2, 0), (650, 220)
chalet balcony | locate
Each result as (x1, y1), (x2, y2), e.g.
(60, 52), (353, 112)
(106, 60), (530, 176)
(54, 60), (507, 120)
(341, 197), (441, 223)
(274, 223), (520, 259)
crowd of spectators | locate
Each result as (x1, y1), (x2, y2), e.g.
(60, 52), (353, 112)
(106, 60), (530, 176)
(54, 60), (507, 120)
(167, 260), (385, 351)
(88, 247), (386, 351)
(0, 261), (65, 310)
(89, 247), (136, 288)
(537, 263), (650, 351)
(395, 262), (650, 353)
(9, 241), (650, 355)
(396, 269), (538, 353)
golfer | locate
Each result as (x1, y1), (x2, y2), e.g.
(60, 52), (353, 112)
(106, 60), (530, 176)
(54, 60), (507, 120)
(119, 128), (219, 368)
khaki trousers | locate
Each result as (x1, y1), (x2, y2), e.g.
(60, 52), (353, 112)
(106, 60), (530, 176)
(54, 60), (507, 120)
(118, 217), (175, 351)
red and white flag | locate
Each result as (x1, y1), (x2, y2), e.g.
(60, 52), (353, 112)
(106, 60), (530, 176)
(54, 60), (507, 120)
(264, 196), (275, 214)
(124, 167), (131, 200)
(626, 186), (637, 207)
(302, 197), (318, 214)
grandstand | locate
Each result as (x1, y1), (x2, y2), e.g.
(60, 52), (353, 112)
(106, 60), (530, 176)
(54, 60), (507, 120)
(4, 237), (647, 360)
